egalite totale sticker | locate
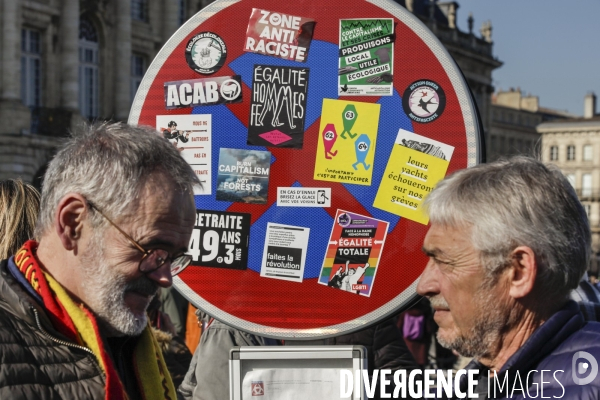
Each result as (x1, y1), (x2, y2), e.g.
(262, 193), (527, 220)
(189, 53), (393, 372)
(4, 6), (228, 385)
(185, 32), (227, 75)
(244, 9), (316, 62)
(248, 65), (309, 148)
(216, 148), (271, 204)
(318, 210), (389, 297)
(164, 76), (242, 109)
(188, 209), (250, 270)
(373, 129), (454, 225)
(338, 19), (394, 96)
(402, 80), (446, 123)
(156, 115), (211, 195)
(313, 99), (380, 186)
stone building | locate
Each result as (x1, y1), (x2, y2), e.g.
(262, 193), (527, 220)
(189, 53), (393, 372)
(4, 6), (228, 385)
(1, 0), (500, 184)
(0, 0), (212, 184)
(539, 93), (600, 275)
(487, 88), (575, 162)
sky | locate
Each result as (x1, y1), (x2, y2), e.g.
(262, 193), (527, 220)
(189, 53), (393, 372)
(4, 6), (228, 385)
(453, 0), (600, 116)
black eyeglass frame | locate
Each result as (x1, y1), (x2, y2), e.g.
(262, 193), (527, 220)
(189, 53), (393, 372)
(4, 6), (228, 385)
(86, 200), (192, 276)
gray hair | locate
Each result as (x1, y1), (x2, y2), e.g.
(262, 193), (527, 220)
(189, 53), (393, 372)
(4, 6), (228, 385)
(424, 156), (590, 300)
(35, 121), (200, 236)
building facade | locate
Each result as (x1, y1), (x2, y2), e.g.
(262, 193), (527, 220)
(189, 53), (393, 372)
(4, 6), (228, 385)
(488, 88), (574, 162)
(1, 0), (500, 184)
(539, 93), (600, 275)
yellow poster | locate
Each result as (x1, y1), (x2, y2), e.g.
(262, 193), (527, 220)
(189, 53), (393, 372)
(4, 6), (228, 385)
(313, 99), (381, 186)
(373, 129), (454, 225)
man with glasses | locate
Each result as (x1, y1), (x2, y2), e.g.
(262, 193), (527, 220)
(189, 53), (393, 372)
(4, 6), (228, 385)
(0, 122), (199, 400)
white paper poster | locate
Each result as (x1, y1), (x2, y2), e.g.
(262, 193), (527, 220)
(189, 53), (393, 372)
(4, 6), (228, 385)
(242, 369), (346, 400)
(156, 114), (212, 195)
(260, 223), (310, 282)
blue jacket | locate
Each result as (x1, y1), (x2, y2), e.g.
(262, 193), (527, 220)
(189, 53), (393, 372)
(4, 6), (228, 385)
(455, 301), (600, 399)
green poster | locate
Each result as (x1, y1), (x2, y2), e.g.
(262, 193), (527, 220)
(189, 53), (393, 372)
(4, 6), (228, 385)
(338, 19), (394, 96)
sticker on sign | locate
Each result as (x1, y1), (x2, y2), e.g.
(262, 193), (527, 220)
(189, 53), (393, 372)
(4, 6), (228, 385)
(277, 187), (331, 207)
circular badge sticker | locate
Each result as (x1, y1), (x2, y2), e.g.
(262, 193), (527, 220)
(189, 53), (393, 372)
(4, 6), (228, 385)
(219, 78), (241, 101)
(184, 31), (227, 75)
(402, 80), (446, 123)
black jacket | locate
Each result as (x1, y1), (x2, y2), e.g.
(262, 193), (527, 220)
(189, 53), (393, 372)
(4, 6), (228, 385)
(0, 259), (106, 399)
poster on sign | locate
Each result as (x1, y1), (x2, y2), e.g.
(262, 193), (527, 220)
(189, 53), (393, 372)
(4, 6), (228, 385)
(338, 19), (394, 96)
(318, 210), (389, 297)
(314, 99), (380, 186)
(164, 75), (242, 109)
(374, 129), (454, 225)
(247, 65), (309, 148)
(244, 9), (316, 62)
(156, 115), (211, 195)
(216, 148), (271, 204)
(260, 223), (310, 282)
(188, 210), (251, 270)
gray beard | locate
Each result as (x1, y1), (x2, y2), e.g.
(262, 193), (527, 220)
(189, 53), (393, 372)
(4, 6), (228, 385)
(432, 286), (513, 359)
(80, 231), (156, 336)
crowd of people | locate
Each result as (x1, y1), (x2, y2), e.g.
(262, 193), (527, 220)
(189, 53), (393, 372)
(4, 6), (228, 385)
(0, 121), (599, 399)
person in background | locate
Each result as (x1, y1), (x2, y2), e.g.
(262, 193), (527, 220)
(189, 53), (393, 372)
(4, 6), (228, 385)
(0, 122), (200, 399)
(0, 179), (40, 259)
(179, 311), (280, 400)
(418, 156), (600, 399)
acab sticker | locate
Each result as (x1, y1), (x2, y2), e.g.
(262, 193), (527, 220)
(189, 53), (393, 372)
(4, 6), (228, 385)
(164, 76), (242, 109)
(185, 32), (227, 75)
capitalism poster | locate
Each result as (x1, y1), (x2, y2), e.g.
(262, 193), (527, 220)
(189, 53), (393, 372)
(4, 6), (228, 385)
(216, 148), (271, 204)
(338, 19), (394, 96)
(318, 210), (389, 297)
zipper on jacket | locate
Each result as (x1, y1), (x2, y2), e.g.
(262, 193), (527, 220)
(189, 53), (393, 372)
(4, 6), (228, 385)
(31, 305), (105, 377)
(32, 306), (95, 354)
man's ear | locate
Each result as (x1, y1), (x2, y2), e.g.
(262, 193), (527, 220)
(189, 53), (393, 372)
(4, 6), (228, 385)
(54, 193), (88, 251)
(508, 246), (538, 299)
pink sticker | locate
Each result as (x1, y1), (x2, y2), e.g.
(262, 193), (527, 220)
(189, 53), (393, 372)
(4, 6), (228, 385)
(259, 130), (292, 145)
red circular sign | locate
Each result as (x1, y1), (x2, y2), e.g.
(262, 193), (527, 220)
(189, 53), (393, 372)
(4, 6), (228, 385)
(129, 0), (482, 339)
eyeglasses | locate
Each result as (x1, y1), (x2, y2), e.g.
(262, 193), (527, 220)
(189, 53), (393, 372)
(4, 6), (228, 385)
(87, 201), (192, 276)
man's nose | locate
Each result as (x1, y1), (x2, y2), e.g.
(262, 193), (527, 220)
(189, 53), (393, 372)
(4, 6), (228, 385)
(146, 262), (173, 288)
(416, 259), (439, 297)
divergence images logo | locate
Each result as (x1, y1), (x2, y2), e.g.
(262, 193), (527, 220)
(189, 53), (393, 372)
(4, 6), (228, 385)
(402, 80), (446, 124)
(185, 32), (227, 75)
(572, 351), (598, 385)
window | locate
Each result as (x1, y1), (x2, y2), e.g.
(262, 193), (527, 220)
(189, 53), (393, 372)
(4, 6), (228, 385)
(132, 0), (148, 21)
(21, 29), (42, 107)
(550, 146), (558, 161)
(584, 145), (593, 161)
(582, 173), (592, 197)
(567, 145), (576, 161)
(179, 0), (186, 25)
(566, 174), (576, 188)
(79, 18), (99, 119)
(131, 54), (146, 104)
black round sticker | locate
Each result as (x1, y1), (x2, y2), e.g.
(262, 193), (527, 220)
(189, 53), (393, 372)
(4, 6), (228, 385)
(402, 80), (446, 123)
(184, 32), (227, 75)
